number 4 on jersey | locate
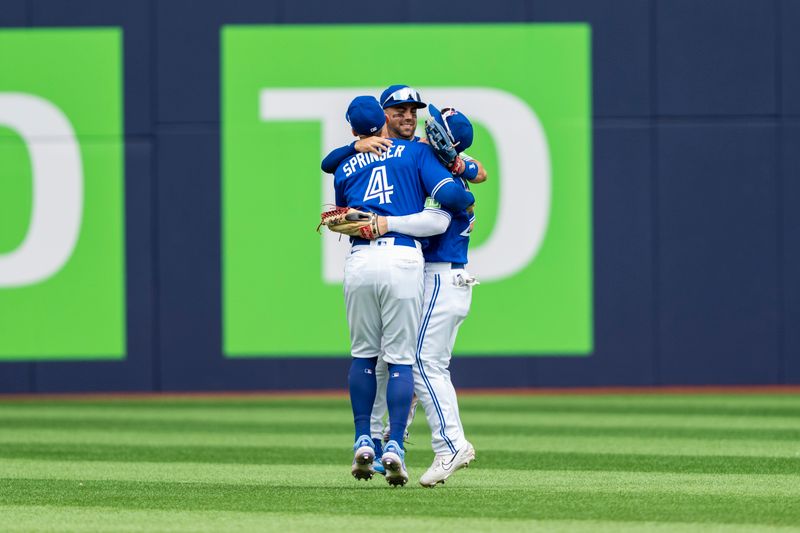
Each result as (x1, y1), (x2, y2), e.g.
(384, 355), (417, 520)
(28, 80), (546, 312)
(363, 165), (394, 204)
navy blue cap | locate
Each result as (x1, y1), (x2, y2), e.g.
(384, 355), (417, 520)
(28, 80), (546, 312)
(380, 84), (427, 109)
(346, 96), (386, 136)
(428, 104), (473, 152)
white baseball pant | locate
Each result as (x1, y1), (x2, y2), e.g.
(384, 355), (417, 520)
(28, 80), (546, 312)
(413, 262), (473, 455)
(343, 238), (424, 365)
(370, 262), (473, 454)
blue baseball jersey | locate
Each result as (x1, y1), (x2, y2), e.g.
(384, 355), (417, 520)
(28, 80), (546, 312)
(333, 140), (458, 241)
(322, 136), (422, 174)
(423, 178), (473, 264)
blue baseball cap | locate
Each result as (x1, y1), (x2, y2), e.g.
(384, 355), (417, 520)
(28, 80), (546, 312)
(380, 84), (427, 109)
(346, 95), (386, 136)
(428, 104), (473, 152)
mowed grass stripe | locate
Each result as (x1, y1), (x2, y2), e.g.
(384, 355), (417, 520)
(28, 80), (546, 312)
(2, 442), (799, 474)
(5, 393), (800, 410)
(1, 479), (799, 526)
(3, 460), (800, 497)
(5, 395), (800, 418)
(2, 415), (798, 442)
(2, 506), (796, 533)
(3, 409), (800, 431)
(2, 428), (799, 459)
(460, 394), (800, 414)
(463, 403), (800, 418)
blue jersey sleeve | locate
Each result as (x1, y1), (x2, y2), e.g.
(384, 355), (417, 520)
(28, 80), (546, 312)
(435, 183), (475, 211)
(321, 143), (357, 174)
(333, 173), (346, 207)
(416, 145), (475, 211)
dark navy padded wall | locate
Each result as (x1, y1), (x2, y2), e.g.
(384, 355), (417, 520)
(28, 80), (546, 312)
(656, 124), (780, 384)
(156, 1), (282, 124)
(156, 129), (224, 389)
(0, 1), (27, 26)
(782, 123), (800, 382)
(0, 0), (795, 392)
(782, 0), (800, 115)
(530, 124), (657, 387)
(531, 0), (652, 117)
(657, 0), (777, 116)
(407, 0), (526, 22)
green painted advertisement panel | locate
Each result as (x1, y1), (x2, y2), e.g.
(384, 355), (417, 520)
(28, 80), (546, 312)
(0, 29), (126, 360)
(223, 24), (592, 356)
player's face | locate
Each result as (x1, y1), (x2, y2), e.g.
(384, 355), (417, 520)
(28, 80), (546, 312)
(385, 104), (418, 140)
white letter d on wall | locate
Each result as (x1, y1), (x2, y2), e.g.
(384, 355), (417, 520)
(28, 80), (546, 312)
(0, 93), (83, 287)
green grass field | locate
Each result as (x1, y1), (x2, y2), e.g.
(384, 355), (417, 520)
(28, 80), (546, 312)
(1, 392), (799, 532)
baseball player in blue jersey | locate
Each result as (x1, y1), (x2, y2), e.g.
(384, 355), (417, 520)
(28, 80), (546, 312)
(402, 104), (479, 487)
(331, 95), (475, 487)
(323, 87), (486, 487)
(365, 105), (481, 488)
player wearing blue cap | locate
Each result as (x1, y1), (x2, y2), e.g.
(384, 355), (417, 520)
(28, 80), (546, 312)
(322, 85), (486, 183)
(333, 95), (475, 487)
(362, 104), (481, 488)
(324, 91), (487, 487)
(401, 104), (479, 487)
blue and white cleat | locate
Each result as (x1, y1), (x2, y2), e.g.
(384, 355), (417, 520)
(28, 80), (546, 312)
(371, 437), (385, 475)
(381, 440), (409, 487)
(372, 456), (386, 476)
(351, 435), (376, 481)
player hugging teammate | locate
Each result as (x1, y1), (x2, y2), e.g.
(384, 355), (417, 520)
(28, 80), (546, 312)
(319, 85), (486, 488)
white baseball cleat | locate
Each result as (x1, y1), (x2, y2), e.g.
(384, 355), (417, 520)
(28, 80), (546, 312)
(351, 435), (376, 481)
(419, 441), (475, 488)
(381, 440), (409, 487)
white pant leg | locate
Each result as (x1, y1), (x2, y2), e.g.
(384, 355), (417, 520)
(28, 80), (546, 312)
(344, 251), (382, 359)
(371, 358), (388, 440)
(344, 243), (423, 361)
(413, 265), (472, 455)
(377, 246), (424, 365)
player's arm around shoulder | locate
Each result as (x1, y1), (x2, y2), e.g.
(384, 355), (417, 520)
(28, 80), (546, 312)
(321, 143), (356, 174)
(320, 137), (394, 174)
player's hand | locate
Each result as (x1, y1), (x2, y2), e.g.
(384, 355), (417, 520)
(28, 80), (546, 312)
(355, 137), (393, 156)
(449, 157), (466, 176)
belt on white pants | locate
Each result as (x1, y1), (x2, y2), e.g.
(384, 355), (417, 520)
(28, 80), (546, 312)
(425, 262), (466, 272)
(351, 236), (421, 250)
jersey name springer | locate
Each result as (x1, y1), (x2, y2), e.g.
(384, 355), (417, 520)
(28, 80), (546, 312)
(342, 144), (406, 177)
